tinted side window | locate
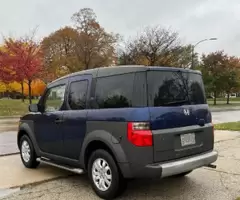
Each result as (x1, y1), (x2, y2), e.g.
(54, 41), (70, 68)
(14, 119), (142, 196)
(95, 73), (134, 108)
(44, 85), (66, 112)
(68, 80), (88, 110)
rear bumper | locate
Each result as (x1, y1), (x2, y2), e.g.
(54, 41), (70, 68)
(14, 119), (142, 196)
(122, 150), (218, 178)
(159, 150), (218, 177)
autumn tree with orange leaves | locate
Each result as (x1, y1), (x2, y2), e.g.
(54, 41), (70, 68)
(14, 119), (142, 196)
(42, 8), (119, 78)
(41, 27), (79, 79)
(0, 35), (43, 103)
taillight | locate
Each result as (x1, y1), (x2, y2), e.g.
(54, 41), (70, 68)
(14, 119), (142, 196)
(127, 122), (153, 147)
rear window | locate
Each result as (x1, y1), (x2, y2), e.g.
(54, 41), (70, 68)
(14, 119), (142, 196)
(147, 70), (206, 107)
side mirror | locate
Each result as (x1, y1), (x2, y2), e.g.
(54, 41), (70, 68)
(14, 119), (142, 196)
(29, 104), (39, 113)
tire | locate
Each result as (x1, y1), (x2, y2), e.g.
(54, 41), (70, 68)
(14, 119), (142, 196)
(174, 170), (192, 177)
(20, 135), (40, 168)
(88, 149), (127, 199)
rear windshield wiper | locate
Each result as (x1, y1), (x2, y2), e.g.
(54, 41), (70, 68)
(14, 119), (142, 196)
(161, 100), (189, 106)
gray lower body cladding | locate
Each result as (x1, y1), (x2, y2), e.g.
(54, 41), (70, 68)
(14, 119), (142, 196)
(122, 150), (218, 178)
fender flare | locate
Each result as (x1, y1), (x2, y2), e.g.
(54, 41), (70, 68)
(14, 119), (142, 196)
(18, 121), (40, 156)
(79, 130), (128, 168)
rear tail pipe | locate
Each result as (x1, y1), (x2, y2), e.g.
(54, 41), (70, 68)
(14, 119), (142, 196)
(205, 164), (217, 169)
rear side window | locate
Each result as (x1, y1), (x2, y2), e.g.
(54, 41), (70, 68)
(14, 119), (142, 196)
(147, 70), (206, 107)
(68, 80), (88, 110)
(95, 73), (134, 108)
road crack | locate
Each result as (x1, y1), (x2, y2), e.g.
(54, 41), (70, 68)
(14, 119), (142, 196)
(204, 167), (240, 176)
(218, 172), (234, 200)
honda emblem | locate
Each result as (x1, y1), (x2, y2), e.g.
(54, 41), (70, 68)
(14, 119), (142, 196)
(183, 109), (190, 116)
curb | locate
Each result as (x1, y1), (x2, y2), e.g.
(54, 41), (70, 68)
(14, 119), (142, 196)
(18, 174), (78, 190)
(210, 107), (240, 112)
(0, 116), (21, 119)
(0, 152), (20, 157)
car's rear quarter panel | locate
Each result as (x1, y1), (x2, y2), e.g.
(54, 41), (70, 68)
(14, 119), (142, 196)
(86, 108), (153, 166)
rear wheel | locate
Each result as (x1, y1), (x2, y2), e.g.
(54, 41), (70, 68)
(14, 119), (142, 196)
(88, 149), (127, 199)
(20, 135), (39, 168)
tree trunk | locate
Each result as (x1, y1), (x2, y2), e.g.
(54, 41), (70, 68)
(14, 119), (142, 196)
(227, 93), (230, 104)
(213, 91), (217, 105)
(28, 80), (32, 104)
(20, 82), (24, 102)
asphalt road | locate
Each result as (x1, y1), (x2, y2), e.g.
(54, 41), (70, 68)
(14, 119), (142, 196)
(212, 110), (240, 124)
(0, 132), (19, 156)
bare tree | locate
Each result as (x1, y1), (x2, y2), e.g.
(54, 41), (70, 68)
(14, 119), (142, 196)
(123, 26), (180, 66)
(71, 8), (97, 34)
(72, 8), (120, 69)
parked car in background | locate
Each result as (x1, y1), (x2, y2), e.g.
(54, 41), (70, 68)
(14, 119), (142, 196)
(225, 93), (237, 98)
(17, 65), (218, 199)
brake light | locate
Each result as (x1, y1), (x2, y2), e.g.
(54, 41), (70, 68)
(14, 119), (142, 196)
(127, 122), (153, 147)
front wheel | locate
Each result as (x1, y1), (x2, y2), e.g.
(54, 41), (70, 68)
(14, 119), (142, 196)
(88, 149), (127, 199)
(20, 135), (40, 168)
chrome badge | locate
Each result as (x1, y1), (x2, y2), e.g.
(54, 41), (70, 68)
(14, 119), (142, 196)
(183, 108), (190, 116)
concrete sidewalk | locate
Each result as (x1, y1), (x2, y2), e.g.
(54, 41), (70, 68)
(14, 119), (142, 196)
(0, 155), (71, 189)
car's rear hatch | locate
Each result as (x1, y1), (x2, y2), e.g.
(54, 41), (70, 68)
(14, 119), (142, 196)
(147, 69), (214, 163)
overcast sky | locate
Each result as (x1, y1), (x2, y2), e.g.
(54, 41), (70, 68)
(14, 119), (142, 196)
(0, 0), (239, 56)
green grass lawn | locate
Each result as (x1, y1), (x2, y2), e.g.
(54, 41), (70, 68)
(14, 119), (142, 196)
(214, 121), (240, 131)
(0, 99), (38, 116)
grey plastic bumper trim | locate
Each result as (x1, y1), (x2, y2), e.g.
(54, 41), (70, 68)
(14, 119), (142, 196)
(160, 151), (218, 178)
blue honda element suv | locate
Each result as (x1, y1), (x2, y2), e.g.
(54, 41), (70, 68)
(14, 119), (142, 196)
(18, 65), (218, 199)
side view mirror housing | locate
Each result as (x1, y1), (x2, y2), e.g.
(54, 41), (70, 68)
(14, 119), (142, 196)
(29, 104), (39, 113)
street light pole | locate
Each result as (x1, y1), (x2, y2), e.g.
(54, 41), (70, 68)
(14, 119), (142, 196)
(191, 38), (217, 69)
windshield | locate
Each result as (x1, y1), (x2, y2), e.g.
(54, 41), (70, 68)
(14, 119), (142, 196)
(147, 70), (206, 107)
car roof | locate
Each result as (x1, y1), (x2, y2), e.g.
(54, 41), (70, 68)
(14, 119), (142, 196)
(49, 65), (201, 86)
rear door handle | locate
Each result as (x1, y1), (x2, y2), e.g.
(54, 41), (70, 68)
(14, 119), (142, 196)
(55, 118), (64, 124)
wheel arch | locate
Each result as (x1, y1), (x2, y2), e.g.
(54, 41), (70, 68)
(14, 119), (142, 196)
(80, 130), (128, 170)
(17, 129), (28, 148)
(18, 121), (40, 156)
(84, 140), (117, 169)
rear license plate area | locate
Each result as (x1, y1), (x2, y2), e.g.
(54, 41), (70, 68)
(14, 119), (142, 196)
(180, 133), (196, 146)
